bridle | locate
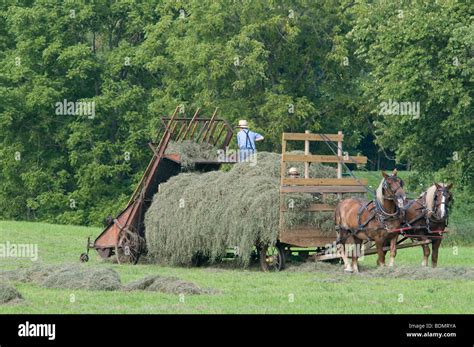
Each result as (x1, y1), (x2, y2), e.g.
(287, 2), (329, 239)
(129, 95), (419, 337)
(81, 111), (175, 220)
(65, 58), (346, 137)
(403, 185), (452, 234)
(428, 186), (452, 225)
(375, 176), (405, 217)
(381, 177), (405, 201)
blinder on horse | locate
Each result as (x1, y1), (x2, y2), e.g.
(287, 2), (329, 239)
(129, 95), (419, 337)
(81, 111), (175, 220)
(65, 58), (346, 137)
(382, 175), (405, 200)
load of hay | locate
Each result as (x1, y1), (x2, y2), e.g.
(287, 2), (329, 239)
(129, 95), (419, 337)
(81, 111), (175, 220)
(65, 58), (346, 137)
(165, 140), (219, 170)
(145, 151), (340, 267)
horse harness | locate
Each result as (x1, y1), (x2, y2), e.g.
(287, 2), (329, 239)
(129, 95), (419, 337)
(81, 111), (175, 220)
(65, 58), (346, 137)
(336, 177), (404, 243)
(402, 188), (450, 235)
(336, 198), (401, 243)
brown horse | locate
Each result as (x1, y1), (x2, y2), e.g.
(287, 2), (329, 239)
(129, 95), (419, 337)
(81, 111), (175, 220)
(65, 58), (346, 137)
(334, 169), (407, 272)
(403, 183), (453, 268)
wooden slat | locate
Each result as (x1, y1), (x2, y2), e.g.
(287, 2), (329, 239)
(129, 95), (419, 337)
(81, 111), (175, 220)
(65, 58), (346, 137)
(280, 226), (337, 247)
(280, 203), (335, 212)
(282, 133), (343, 142)
(279, 138), (287, 231)
(280, 139), (287, 186)
(280, 185), (367, 193)
(282, 154), (367, 164)
(281, 178), (368, 186)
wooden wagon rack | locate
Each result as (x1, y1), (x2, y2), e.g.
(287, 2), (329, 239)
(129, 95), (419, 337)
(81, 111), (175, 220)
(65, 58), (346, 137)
(278, 131), (368, 248)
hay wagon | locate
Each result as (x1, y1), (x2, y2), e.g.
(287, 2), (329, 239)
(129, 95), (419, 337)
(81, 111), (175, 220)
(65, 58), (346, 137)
(259, 131), (431, 271)
(80, 106), (235, 264)
(80, 109), (431, 269)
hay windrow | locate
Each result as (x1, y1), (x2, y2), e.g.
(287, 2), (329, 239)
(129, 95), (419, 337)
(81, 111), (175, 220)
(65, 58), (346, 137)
(122, 275), (218, 295)
(145, 151), (342, 267)
(0, 264), (121, 291)
(41, 265), (121, 291)
(0, 265), (219, 294)
(0, 283), (22, 304)
(287, 262), (474, 280)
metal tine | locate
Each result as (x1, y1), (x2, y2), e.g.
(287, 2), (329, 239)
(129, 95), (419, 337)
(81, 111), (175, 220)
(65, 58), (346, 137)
(175, 120), (187, 141)
(170, 119), (180, 139)
(180, 108), (200, 141)
(206, 112), (220, 143)
(213, 122), (226, 146)
(195, 121), (209, 143)
(188, 115), (201, 140)
(202, 107), (218, 142)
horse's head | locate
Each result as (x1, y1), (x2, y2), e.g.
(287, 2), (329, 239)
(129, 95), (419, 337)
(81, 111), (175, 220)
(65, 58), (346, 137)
(430, 183), (454, 221)
(380, 169), (407, 211)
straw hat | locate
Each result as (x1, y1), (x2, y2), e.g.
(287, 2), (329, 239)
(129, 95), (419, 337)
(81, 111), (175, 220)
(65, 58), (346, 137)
(237, 119), (249, 128)
(288, 167), (299, 176)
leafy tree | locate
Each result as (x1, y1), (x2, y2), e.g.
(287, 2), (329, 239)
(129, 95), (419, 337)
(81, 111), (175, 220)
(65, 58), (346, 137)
(348, 0), (472, 189)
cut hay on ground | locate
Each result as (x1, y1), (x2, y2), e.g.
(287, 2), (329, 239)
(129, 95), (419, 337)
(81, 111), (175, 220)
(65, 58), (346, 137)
(287, 262), (474, 280)
(0, 264), (121, 291)
(145, 151), (340, 267)
(0, 283), (22, 304)
(41, 265), (121, 291)
(122, 275), (217, 295)
(0, 264), (219, 294)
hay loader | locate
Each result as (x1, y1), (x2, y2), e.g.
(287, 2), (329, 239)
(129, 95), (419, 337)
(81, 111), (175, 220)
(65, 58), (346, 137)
(80, 106), (234, 264)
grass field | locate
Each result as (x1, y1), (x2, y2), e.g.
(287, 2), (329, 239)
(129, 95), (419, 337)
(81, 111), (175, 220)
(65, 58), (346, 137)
(0, 221), (473, 314)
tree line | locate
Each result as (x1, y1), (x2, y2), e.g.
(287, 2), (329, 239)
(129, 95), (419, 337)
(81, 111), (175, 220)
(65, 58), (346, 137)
(0, 0), (471, 225)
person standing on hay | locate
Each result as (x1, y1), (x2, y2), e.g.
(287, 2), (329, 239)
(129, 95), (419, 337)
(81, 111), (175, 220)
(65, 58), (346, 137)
(236, 119), (264, 162)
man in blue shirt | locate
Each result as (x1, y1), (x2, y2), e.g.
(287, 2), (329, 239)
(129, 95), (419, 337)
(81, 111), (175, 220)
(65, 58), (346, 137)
(236, 119), (264, 162)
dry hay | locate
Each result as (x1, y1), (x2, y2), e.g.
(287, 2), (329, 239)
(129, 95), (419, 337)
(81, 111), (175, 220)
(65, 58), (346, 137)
(0, 264), (121, 291)
(287, 261), (474, 280)
(0, 263), (56, 283)
(0, 283), (22, 304)
(122, 275), (218, 295)
(360, 265), (474, 280)
(165, 140), (219, 170)
(145, 151), (342, 267)
(41, 265), (121, 291)
(0, 264), (218, 294)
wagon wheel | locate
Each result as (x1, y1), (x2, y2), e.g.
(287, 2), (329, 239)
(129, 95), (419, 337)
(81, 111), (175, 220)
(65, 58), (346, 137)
(260, 243), (286, 272)
(79, 253), (89, 263)
(115, 226), (143, 265)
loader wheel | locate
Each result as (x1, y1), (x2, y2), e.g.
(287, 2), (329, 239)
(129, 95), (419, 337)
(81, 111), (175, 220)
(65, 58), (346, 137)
(79, 253), (89, 263)
(115, 227), (143, 265)
(260, 243), (286, 272)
